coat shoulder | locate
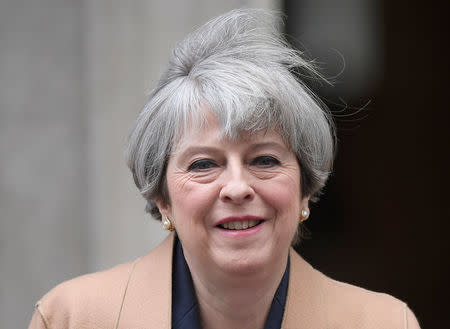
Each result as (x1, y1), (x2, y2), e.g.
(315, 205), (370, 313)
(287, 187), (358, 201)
(319, 271), (421, 329)
(28, 234), (175, 329)
(30, 260), (137, 329)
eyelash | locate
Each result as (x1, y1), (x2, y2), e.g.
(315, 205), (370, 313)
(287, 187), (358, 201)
(250, 156), (280, 167)
(188, 156), (280, 171)
(188, 159), (218, 171)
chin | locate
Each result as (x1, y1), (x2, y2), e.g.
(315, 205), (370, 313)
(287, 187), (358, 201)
(212, 246), (281, 276)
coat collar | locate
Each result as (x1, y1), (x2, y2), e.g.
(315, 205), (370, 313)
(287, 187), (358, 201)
(119, 233), (326, 329)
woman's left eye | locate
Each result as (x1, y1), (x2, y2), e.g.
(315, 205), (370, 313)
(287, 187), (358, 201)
(250, 156), (280, 167)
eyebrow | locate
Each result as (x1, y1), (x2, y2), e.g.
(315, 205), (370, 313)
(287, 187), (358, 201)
(248, 141), (287, 152)
(175, 141), (288, 160)
(176, 146), (222, 160)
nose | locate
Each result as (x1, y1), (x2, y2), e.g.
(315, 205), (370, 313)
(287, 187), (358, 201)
(219, 162), (255, 204)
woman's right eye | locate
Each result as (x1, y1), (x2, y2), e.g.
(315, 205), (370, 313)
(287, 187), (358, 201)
(188, 159), (218, 171)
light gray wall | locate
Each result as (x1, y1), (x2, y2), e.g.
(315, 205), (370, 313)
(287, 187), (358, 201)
(0, 1), (280, 328)
(0, 1), (88, 328)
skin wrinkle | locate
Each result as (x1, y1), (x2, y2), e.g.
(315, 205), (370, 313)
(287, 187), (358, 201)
(156, 111), (309, 329)
(125, 10), (335, 224)
(191, 262), (283, 329)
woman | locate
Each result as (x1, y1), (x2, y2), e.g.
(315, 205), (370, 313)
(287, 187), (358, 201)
(29, 9), (420, 329)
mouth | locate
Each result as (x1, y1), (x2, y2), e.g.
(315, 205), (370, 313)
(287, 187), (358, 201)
(216, 216), (265, 231)
(218, 220), (263, 230)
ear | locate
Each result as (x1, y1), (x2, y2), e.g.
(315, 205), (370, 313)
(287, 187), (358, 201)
(300, 196), (310, 212)
(154, 199), (172, 218)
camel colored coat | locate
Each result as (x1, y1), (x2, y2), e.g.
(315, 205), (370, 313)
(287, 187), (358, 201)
(28, 234), (420, 329)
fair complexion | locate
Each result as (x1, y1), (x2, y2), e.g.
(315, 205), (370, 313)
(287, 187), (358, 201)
(156, 114), (309, 329)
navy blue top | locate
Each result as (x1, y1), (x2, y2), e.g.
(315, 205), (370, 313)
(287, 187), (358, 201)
(172, 237), (290, 329)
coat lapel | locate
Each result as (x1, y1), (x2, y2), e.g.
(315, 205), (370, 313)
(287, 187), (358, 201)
(282, 249), (328, 329)
(118, 233), (175, 329)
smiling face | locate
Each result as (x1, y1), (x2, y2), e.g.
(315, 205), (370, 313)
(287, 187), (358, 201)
(156, 113), (309, 276)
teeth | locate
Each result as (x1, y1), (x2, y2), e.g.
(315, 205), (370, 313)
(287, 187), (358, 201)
(220, 220), (260, 230)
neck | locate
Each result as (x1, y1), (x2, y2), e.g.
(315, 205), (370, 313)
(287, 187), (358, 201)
(184, 251), (289, 329)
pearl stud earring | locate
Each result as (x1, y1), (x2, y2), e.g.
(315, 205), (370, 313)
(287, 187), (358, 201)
(163, 216), (175, 231)
(300, 209), (309, 222)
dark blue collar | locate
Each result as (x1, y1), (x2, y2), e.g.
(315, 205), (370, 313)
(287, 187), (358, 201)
(172, 237), (290, 329)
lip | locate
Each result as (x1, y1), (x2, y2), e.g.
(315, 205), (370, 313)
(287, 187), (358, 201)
(216, 215), (264, 226)
(215, 215), (265, 238)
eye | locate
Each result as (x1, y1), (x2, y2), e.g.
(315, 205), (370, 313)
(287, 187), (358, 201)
(250, 156), (280, 167)
(188, 159), (218, 171)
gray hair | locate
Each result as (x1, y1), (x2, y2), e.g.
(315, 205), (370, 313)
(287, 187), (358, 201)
(125, 8), (335, 221)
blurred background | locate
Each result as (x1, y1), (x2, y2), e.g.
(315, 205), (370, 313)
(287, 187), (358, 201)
(0, 0), (447, 328)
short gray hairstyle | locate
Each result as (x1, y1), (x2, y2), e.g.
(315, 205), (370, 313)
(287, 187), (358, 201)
(126, 8), (335, 221)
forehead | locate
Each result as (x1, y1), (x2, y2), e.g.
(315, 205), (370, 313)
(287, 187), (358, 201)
(171, 110), (287, 154)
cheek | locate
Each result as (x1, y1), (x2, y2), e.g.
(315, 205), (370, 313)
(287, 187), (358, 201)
(261, 175), (301, 214)
(269, 185), (298, 208)
(167, 175), (217, 221)
(260, 174), (302, 242)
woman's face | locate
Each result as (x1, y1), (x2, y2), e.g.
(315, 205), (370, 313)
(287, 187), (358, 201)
(157, 113), (309, 275)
